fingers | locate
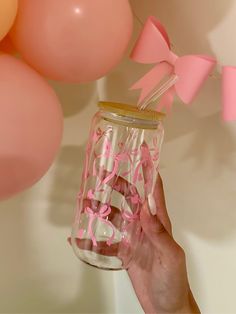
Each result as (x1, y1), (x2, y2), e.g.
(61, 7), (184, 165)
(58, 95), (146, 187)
(142, 171), (172, 235)
(99, 170), (141, 212)
(140, 201), (186, 266)
(140, 143), (172, 235)
(140, 201), (179, 257)
(154, 174), (167, 214)
(153, 174), (172, 235)
(141, 141), (154, 196)
(110, 175), (139, 198)
(99, 169), (138, 195)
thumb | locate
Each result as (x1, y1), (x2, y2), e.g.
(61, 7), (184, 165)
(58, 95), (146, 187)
(140, 201), (181, 256)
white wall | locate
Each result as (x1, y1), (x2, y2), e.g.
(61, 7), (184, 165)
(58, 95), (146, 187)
(0, 0), (236, 313)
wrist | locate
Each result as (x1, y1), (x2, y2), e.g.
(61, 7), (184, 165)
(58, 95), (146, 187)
(163, 292), (201, 314)
(179, 304), (200, 314)
(183, 291), (201, 314)
(142, 299), (200, 314)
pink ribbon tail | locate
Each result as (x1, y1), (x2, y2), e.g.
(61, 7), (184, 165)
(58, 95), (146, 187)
(222, 66), (236, 121)
(83, 153), (90, 180)
(87, 213), (98, 247)
(122, 210), (139, 222)
(93, 153), (106, 177)
(156, 86), (175, 113)
(104, 220), (116, 246)
(102, 158), (119, 185)
(133, 161), (143, 184)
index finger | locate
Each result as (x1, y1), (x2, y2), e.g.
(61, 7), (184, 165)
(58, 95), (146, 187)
(153, 174), (172, 235)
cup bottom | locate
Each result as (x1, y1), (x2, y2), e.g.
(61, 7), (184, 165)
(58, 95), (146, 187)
(75, 249), (124, 270)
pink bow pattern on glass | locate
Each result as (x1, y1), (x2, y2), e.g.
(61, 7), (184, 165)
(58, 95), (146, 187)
(149, 137), (160, 162)
(120, 198), (141, 246)
(93, 138), (137, 187)
(222, 66), (236, 121)
(76, 123), (164, 248)
(91, 126), (113, 145)
(130, 16), (216, 112)
(125, 185), (143, 206)
(133, 142), (154, 186)
(79, 204), (115, 247)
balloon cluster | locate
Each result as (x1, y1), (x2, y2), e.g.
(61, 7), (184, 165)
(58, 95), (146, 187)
(0, 0), (133, 200)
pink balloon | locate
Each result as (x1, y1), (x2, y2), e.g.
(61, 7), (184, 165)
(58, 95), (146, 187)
(0, 54), (63, 200)
(10, 0), (133, 83)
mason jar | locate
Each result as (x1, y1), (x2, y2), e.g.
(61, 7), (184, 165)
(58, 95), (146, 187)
(70, 102), (165, 270)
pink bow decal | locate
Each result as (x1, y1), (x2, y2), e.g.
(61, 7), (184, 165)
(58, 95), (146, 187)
(79, 205), (115, 247)
(93, 139), (135, 187)
(222, 66), (236, 121)
(133, 145), (151, 184)
(130, 16), (216, 111)
(122, 209), (140, 222)
(121, 200), (141, 246)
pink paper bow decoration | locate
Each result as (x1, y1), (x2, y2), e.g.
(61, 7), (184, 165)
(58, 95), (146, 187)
(130, 16), (216, 111)
(222, 66), (236, 121)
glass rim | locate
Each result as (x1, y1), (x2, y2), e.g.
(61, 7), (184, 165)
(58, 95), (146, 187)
(98, 101), (165, 122)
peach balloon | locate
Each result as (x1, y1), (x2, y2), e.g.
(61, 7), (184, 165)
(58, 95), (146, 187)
(0, 54), (63, 200)
(0, 0), (18, 41)
(10, 0), (133, 83)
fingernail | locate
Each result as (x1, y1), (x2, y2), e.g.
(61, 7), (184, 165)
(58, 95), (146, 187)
(148, 194), (157, 216)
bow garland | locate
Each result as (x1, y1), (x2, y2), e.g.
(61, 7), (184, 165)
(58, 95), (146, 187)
(130, 16), (235, 121)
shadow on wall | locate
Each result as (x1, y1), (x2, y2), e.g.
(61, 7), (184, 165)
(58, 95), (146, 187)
(0, 145), (113, 313)
(54, 261), (110, 314)
(47, 145), (85, 227)
(47, 145), (115, 313)
(163, 101), (236, 175)
(102, 17), (153, 105)
(0, 76), (111, 312)
(49, 80), (97, 118)
(158, 104), (236, 256)
(130, 0), (234, 55)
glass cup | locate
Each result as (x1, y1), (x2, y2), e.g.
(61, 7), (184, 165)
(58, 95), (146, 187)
(70, 102), (165, 270)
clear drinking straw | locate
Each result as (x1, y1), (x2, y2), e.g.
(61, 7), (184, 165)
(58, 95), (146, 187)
(124, 73), (179, 148)
(138, 74), (179, 110)
(109, 74), (179, 196)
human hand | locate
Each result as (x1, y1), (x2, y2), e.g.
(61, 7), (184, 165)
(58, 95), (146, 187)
(127, 174), (200, 314)
(68, 164), (200, 314)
